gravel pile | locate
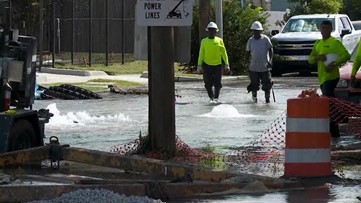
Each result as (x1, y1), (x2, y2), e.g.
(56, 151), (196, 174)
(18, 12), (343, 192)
(28, 189), (164, 203)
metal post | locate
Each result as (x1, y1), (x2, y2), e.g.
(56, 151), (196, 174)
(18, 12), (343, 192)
(215, 0), (223, 39)
(71, 0), (74, 65)
(88, 0), (92, 66)
(8, 0), (11, 28)
(56, 18), (60, 53)
(150, 27), (175, 157)
(52, 0), (55, 68)
(39, 0), (43, 71)
(105, 0), (108, 66)
(147, 26), (152, 140)
(121, 0), (125, 65)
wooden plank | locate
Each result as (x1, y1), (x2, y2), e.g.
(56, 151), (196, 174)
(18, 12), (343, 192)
(0, 146), (50, 168)
(62, 147), (239, 182)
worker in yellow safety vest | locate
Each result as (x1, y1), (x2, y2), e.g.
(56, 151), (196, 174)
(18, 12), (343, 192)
(197, 22), (230, 103)
(308, 20), (350, 97)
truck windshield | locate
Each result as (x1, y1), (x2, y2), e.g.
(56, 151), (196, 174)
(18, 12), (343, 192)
(282, 18), (335, 33)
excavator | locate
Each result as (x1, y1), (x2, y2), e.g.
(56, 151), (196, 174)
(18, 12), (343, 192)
(167, 0), (188, 19)
(0, 0), (51, 153)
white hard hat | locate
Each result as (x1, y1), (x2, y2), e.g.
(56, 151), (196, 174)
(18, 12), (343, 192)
(206, 22), (219, 32)
(250, 21), (263, 31)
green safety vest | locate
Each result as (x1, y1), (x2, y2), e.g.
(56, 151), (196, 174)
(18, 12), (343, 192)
(308, 37), (350, 85)
(352, 39), (361, 76)
(197, 36), (229, 66)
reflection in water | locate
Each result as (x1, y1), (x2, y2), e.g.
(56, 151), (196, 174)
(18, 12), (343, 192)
(173, 185), (361, 203)
(329, 184), (361, 203)
(172, 192), (288, 203)
(287, 186), (330, 203)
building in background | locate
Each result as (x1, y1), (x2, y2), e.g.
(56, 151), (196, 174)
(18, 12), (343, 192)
(241, 0), (296, 34)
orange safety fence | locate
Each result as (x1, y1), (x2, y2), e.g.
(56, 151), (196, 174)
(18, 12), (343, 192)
(329, 97), (361, 138)
(228, 90), (361, 177)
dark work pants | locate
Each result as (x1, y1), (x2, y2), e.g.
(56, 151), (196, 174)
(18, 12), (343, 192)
(320, 77), (340, 137)
(248, 71), (272, 98)
(320, 78), (339, 97)
(203, 64), (222, 99)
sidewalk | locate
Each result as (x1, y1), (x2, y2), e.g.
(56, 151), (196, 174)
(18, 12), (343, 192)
(36, 72), (149, 85)
(36, 68), (149, 85)
(36, 68), (242, 85)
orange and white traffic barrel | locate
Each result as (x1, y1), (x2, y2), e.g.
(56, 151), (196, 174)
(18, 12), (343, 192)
(285, 96), (332, 177)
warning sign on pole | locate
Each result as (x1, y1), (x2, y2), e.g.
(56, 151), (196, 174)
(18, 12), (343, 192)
(136, 0), (194, 26)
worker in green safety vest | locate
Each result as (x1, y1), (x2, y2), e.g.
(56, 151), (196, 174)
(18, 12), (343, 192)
(351, 39), (361, 87)
(308, 20), (350, 97)
(197, 22), (230, 104)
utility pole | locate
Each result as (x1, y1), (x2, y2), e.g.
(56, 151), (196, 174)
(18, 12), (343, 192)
(136, 0), (193, 158)
(39, 0), (43, 71)
(88, 0), (92, 66)
(215, 0), (223, 39)
(198, 0), (211, 41)
(71, 0), (74, 65)
(261, 0), (266, 10)
(150, 27), (176, 157)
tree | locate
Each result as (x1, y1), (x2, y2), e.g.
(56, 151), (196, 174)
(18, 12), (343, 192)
(307, 0), (342, 14)
(11, 0), (40, 35)
(284, 0), (342, 22)
(198, 0), (211, 41)
(340, 0), (361, 20)
(222, 1), (267, 74)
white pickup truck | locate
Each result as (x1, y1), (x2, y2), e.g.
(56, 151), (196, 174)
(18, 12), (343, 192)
(270, 14), (361, 76)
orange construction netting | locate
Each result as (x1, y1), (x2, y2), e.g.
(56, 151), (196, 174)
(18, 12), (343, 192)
(330, 97), (361, 138)
(228, 91), (361, 177)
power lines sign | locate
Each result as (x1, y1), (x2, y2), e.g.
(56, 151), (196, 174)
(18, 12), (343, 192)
(136, 0), (194, 26)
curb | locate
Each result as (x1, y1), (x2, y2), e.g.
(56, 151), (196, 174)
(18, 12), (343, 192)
(142, 71), (203, 82)
(174, 76), (203, 82)
(141, 71), (242, 82)
(40, 67), (108, 76)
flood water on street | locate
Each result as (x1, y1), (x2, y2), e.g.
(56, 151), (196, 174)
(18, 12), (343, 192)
(33, 76), (361, 202)
(34, 77), (315, 152)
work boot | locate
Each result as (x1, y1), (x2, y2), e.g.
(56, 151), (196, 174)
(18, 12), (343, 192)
(252, 97), (258, 103)
(252, 91), (257, 103)
(265, 98), (270, 103)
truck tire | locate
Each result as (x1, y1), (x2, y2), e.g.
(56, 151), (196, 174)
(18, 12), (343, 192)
(270, 63), (282, 77)
(8, 120), (36, 152)
(299, 71), (312, 76)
